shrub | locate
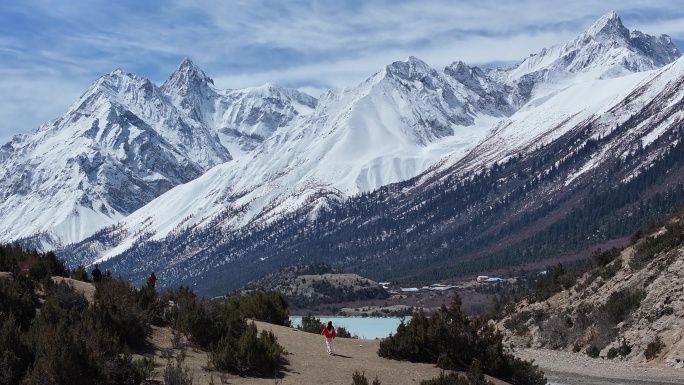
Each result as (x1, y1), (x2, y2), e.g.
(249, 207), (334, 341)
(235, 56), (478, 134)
(661, 306), (674, 316)
(24, 294), (139, 385)
(229, 290), (290, 326)
(0, 274), (37, 330)
(70, 265), (91, 282)
(0, 315), (33, 385)
(644, 336), (664, 360)
(298, 313), (324, 334)
(132, 356), (156, 383)
(164, 349), (193, 385)
(540, 315), (569, 349)
(47, 280), (89, 313)
(586, 345), (600, 358)
(617, 338), (631, 357)
(603, 289), (646, 325)
(592, 247), (621, 266)
(351, 370), (381, 385)
(379, 295), (546, 385)
(167, 288), (286, 376)
(136, 286), (168, 326)
(0, 245), (149, 385)
(352, 370), (369, 385)
(92, 279), (150, 348)
(210, 322), (284, 375)
(503, 311), (531, 335)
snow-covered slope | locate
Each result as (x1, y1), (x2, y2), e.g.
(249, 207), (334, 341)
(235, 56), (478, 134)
(162, 59), (317, 158)
(0, 60), (315, 249)
(73, 12), (681, 272)
(91, 55), (513, 260)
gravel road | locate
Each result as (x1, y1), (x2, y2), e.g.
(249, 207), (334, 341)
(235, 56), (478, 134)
(514, 348), (683, 385)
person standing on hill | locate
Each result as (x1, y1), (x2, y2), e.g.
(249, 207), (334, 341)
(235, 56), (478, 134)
(147, 272), (157, 289)
(321, 320), (336, 355)
(91, 264), (103, 283)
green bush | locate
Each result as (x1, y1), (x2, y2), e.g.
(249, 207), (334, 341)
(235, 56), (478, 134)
(210, 322), (284, 375)
(92, 279), (151, 348)
(0, 315), (33, 385)
(167, 288), (287, 376)
(164, 350), (193, 385)
(617, 338), (632, 357)
(503, 311), (531, 335)
(0, 274), (37, 330)
(228, 290), (290, 326)
(630, 214), (684, 270)
(644, 336), (663, 360)
(592, 247), (621, 266)
(586, 345), (600, 358)
(0, 245), (151, 385)
(379, 295), (546, 385)
(70, 265), (91, 282)
(23, 286), (140, 385)
(603, 289), (646, 325)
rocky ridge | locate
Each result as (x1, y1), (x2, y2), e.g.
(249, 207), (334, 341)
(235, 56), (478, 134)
(498, 212), (684, 369)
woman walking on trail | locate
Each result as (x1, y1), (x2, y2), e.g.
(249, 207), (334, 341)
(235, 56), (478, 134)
(321, 320), (336, 355)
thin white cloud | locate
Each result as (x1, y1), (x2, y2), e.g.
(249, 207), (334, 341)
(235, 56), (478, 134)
(0, 0), (683, 145)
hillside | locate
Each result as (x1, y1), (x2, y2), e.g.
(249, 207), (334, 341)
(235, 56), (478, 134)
(496, 205), (684, 369)
(239, 263), (390, 313)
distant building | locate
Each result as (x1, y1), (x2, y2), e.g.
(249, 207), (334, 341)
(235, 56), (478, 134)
(400, 287), (419, 292)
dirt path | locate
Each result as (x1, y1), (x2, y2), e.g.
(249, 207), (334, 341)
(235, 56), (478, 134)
(145, 321), (456, 385)
(514, 348), (683, 385)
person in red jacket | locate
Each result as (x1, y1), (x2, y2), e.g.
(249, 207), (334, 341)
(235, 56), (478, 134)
(147, 272), (157, 289)
(321, 320), (336, 355)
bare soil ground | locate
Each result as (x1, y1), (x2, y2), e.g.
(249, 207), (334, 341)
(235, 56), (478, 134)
(514, 348), (683, 385)
(143, 321), (459, 385)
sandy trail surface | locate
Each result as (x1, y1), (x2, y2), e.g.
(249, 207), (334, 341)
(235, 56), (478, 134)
(144, 321), (512, 385)
(514, 348), (683, 385)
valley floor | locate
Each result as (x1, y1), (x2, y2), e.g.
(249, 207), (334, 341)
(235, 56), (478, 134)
(140, 318), (684, 385)
(143, 321), (508, 385)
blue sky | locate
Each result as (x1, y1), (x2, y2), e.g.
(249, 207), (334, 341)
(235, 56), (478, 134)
(1, 0), (683, 145)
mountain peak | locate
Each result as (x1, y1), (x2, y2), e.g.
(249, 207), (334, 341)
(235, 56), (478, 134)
(177, 58), (209, 79)
(383, 56), (435, 81)
(163, 58), (215, 92)
(586, 11), (628, 39)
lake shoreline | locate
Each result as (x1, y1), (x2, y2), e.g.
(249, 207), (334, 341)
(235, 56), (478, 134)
(289, 315), (410, 340)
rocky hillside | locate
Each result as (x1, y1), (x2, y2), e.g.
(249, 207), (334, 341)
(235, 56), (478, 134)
(497, 205), (684, 368)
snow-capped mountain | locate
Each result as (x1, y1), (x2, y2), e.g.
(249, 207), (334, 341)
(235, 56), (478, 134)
(64, 53), (522, 265)
(162, 58), (317, 157)
(0, 60), (315, 249)
(2, 12), (683, 292)
(485, 11), (680, 109)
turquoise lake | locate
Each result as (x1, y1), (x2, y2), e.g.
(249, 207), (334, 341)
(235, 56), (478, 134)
(289, 316), (409, 340)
